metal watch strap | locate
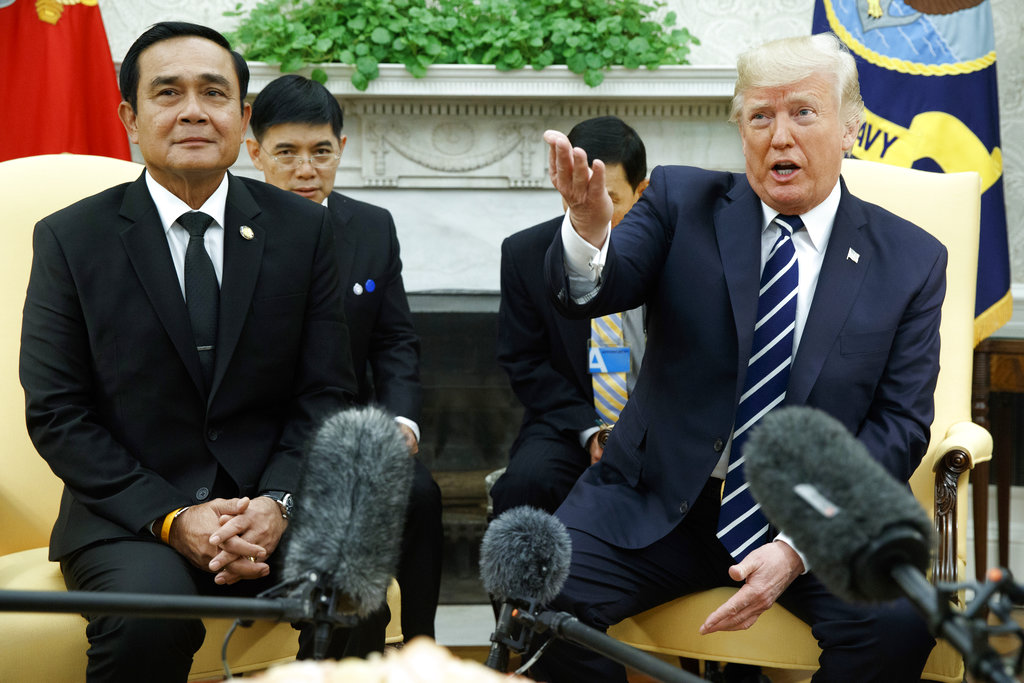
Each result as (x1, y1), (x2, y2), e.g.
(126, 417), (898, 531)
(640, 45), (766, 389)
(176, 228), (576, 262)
(260, 490), (293, 519)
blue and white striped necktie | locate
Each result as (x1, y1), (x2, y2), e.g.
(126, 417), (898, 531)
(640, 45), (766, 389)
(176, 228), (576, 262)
(717, 214), (802, 561)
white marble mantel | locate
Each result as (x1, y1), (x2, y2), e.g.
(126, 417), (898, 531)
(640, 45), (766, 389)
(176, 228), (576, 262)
(247, 63), (738, 100)
(226, 63), (744, 294)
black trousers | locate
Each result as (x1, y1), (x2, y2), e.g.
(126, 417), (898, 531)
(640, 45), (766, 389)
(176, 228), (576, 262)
(528, 480), (935, 683)
(62, 538), (387, 683)
(395, 457), (443, 639)
(490, 430), (590, 517)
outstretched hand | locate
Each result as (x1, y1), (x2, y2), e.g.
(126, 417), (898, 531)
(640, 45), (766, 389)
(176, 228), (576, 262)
(700, 541), (804, 634)
(543, 129), (613, 246)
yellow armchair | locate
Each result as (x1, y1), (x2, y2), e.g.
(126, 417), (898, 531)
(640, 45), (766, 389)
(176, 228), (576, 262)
(608, 158), (991, 683)
(0, 153), (401, 681)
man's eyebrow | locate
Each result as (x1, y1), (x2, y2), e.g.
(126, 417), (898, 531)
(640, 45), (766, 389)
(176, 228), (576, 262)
(148, 73), (233, 89)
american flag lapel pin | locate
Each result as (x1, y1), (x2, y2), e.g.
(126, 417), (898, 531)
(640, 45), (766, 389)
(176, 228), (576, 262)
(847, 247), (860, 264)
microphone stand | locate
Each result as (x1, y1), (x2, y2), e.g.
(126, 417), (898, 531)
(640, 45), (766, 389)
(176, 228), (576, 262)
(856, 527), (1023, 683)
(491, 596), (701, 683)
(0, 570), (359, 666)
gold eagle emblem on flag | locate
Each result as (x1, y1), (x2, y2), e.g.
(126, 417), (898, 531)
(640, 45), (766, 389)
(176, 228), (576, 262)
(36, 0), (98, 25)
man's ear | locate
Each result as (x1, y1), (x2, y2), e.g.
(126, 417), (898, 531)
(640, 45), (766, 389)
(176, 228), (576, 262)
(245, 138), (264, 172)
(117, 101), (139, 144)
(635, 178), (650, 200)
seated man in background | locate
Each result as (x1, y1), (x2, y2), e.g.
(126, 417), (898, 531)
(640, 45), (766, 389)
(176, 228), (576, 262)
(247, 75), (443, 641)
(19, 22), (384, 681)
(490, 116), (648, 519)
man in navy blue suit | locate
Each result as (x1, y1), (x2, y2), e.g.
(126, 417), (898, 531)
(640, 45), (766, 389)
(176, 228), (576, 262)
(491, 116), (648, 519)
(247, 75), (442, 642)
(533, 34), (944, 682)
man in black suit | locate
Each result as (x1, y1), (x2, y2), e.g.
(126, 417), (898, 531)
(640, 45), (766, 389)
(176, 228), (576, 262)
(19, 23), (382, 682)
(491, 116), (648, 518)
(246, 75), (443, 641)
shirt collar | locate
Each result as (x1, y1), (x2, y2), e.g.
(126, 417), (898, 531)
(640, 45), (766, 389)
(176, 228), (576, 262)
(144, 170), (230, 235)
(758, 178), (842, 254)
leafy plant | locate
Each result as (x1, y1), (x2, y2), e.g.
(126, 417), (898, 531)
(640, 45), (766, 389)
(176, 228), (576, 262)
(225, 0), (698, 90)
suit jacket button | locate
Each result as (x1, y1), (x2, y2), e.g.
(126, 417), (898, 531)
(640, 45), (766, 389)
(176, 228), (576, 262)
(207, 428), (219, 441)
(196, 487), (210, 501)
(713, 438), (725, 453)
(679, 500), (689, 515)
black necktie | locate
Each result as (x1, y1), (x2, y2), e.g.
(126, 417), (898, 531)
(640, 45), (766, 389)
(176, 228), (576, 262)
(178, 211), (219, 391)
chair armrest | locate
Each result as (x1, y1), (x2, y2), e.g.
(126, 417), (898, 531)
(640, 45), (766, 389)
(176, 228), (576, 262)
(929, 420), (992, 472)
(927, 421), (991, 584)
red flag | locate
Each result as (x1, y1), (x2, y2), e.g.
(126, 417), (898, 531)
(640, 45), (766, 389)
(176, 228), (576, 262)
(0, 0), (130, 161)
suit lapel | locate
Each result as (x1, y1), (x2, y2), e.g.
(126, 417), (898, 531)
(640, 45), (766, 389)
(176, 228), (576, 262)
(213, 174), (265, 398)
(328, 192), (358, 293)
(119, 174), (207, 393)
(716, 179), (765, 381)
(788, 181), (872, 404)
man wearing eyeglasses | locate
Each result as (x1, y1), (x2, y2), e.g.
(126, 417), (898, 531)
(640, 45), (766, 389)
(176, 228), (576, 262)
(246, 74), (443, 644)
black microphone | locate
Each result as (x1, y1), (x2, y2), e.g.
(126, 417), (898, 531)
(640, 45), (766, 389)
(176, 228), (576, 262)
(744, 407), (1018, 683)
(281, 406), (413, 657)
(479, 506), (699, 683)
(743, 405), (932, 603)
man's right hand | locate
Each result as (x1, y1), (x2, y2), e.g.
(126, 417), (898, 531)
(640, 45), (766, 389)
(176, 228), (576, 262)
(544, 129), (613, 246)
(586, 432), (605, 465)
(167, 498), (269, 582)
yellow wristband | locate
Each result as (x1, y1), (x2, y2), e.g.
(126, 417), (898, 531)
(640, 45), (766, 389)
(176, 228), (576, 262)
(160, 506), (189, 544)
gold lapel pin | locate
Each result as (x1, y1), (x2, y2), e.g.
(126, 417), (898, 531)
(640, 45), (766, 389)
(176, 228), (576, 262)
(240, 225), (255, 241)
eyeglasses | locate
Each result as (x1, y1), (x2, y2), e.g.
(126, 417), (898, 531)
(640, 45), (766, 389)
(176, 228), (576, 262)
(263, 148), (342, 170)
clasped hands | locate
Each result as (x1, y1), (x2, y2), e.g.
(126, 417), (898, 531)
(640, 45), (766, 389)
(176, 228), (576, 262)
(166, 496), (288, 585)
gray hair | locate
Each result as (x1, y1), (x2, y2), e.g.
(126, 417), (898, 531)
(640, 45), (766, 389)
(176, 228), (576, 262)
(729, 33), (863, 134)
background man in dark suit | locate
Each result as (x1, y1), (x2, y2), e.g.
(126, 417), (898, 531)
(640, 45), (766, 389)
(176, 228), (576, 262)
(533, 34), (944, 681)
(19, 22), (383, 682)
(246, 74), (443, 641)
(491, 116), (648, 518)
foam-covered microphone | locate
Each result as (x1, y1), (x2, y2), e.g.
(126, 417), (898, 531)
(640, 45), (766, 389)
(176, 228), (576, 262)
(480, 506), (573, 604)
(743, 405), (933, 603)
(480, 506), (571, 671)
(479, 507), (698, 683)
(281, 406), (413, 656)
(743, 407), (1024, 683)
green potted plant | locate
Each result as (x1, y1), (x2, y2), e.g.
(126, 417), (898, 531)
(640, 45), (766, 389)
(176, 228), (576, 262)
(227, 0), (699, 90)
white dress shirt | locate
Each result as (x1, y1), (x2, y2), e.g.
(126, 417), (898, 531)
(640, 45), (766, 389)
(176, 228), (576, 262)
(145, 170), (228, 296)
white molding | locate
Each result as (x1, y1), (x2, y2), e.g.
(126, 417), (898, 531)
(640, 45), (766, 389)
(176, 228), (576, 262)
(245, 63), (739, 100)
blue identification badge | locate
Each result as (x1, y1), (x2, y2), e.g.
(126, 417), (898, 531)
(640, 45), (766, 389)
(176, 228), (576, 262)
(588, 346), (630, 374)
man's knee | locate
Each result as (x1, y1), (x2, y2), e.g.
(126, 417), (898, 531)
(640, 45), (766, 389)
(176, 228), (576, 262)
(492, 440), (585, 514)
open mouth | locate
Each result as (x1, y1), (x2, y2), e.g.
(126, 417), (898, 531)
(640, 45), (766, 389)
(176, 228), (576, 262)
(772, 162), (799, 177)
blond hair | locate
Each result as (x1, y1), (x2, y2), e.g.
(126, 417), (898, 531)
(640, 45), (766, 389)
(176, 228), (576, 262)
(729, 33), (863, 134)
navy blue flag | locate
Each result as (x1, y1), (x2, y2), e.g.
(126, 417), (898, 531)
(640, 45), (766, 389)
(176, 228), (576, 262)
(813, 0), (1010, 342)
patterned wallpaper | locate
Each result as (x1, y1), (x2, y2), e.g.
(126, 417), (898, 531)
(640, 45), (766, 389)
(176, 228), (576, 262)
(96, 0), (1024, 283)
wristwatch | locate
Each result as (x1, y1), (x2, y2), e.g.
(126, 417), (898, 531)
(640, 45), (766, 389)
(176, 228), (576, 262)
(260, 490), (294, 520)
